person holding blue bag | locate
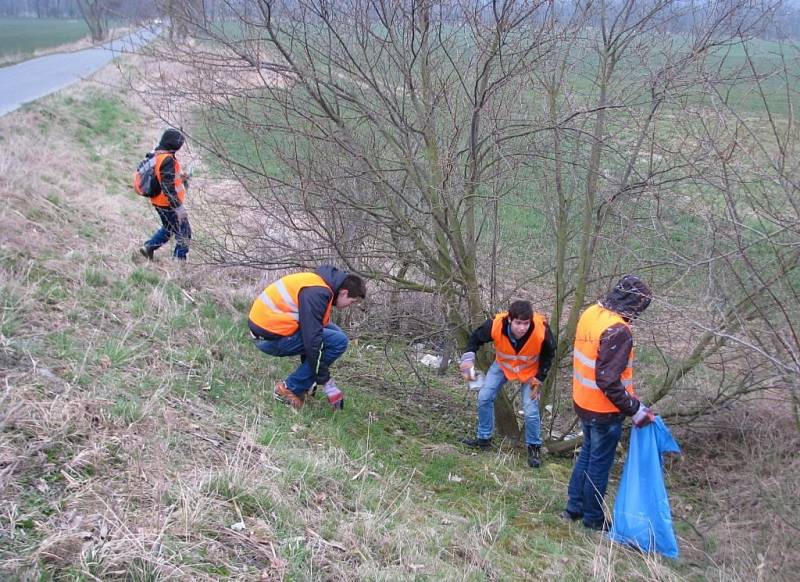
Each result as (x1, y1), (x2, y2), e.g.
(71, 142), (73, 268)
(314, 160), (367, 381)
(561, 275), (655, 531)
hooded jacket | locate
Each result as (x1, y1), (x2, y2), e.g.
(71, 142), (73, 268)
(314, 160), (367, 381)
(152, 129), (185, 208)
(249, 265), (348, 385)
(574, 275), (652, 423)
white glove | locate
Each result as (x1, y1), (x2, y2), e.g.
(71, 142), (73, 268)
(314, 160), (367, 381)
(459, 352), (476, 380)
(632, 404), (655, 428)
(322, 379), (344, 411)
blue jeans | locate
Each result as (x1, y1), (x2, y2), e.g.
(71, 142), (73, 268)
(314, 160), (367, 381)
(475, 361), (542, 446)
(566, 418), (623, 527)
(144, 206), (191, 259)
(255, 323), (348, 394)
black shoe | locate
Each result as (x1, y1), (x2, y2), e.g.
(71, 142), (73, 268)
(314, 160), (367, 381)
(139, 245), (155, 260)
(559, 509), (582, 522)
(460, 437), (492, 450)
(584, 519), (612, 532)
(527, 444), (542, 468)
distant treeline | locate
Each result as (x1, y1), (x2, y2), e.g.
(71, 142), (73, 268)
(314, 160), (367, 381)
(0, 1), (797, 39)
(0, 0), (152, 20)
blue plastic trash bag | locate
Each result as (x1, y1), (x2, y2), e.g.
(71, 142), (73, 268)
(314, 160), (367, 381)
(609, 416), (681, 558)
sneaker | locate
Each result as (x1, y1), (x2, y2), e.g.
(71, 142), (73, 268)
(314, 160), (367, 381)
(139, 245), (155, 260)
(459, 437), (492, 450)
(527, 444), (542, 468)
(559, 509), (582, 522)
(273, 381), (304, 410)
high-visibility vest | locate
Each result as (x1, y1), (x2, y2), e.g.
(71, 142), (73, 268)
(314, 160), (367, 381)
(490, 312), (548, 383)
(249, 272), (332, 336)
(572, 303), (636, 413)
(150, 152), (187, 208)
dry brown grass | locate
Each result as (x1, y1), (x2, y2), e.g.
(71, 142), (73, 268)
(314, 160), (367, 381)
(0, 51), (266, 579)
(667, 401), (799, 581)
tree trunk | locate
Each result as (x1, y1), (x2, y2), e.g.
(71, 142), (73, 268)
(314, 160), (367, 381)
(76, 0), (109, 42)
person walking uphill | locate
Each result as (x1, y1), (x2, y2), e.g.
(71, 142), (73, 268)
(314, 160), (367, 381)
(248, 266), (366, 411)
(458, 300), (556, 469)
(139, 128), (191, 261)
(562, 275), (656, 532)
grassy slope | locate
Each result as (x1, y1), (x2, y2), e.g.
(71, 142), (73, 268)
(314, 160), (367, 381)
(0, 64), (710, 580)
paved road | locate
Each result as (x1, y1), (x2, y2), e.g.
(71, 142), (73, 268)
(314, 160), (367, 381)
(0, 28), (160, 117)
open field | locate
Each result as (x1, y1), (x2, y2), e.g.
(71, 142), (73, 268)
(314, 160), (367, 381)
(0, 18), (90, 63)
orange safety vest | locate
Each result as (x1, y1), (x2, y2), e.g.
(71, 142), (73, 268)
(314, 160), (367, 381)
(572, 303), (636, 413)
(490, 312), (548, 383)
(150, 152), (187, 208)
(248, 272), (333, 336)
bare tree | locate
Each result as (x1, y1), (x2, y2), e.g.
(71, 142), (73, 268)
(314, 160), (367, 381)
(651, 37), (800, 425)
(137, 0), (568, 437)
(75, 0), (113, 40)
(516, 1), (778, 425)
(157, 0), (204, 41)
(131, 0), (797, 441)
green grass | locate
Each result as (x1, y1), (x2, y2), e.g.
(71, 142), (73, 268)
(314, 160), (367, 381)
(0, 287), (25, 337)
(2, 58), (766, 581)
(62, 93), (139, 162)
(0, 18), (90, 61)
(194, 102), (294, 179)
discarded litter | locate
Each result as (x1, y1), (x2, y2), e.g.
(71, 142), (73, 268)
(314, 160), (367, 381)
(418, 354), (442, 368)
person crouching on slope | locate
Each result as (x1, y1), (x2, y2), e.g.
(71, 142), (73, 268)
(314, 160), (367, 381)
(562, 275), (655, 532)
(248, 266), (366, 411)
(458, 300), (556, 468)
(139, 128), (191, 261)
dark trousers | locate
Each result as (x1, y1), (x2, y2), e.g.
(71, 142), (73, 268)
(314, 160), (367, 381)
(566, 418), (623, 527)
(254, 324), (349, 394)
(144, 206), (191, 259)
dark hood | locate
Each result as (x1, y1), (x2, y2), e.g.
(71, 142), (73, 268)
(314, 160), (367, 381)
(157, 128), (184, 152)
(315, 265), (348, 294)
(600, 275), (652, 320)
